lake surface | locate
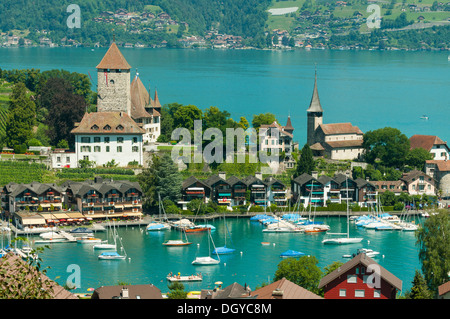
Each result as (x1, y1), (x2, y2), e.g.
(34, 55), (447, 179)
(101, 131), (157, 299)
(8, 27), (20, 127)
(22, 215), (423, 295)
(0, 47), (449, 145)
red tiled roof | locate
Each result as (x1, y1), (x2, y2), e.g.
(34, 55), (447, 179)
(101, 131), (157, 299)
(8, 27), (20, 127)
(409, 134), (447, 151)
(250, 278), (322, 299)
(319, 123), (363, 135)
(71, 112), (145, 135)
(438, 281), (450, 297)
(319, 253), (402, 291)
(426, 160), (450, 172)
(96, 42), (131, 70)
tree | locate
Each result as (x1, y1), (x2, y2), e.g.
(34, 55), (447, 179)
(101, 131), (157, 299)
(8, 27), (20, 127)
(362, 127), (410, 168)
(4, 82), (36, 148)
(138, 153), (182, 212)
(251, 113), (277, 133)
(406, 147), (433, 170)
(167, 282), (188, 299)
(273, 256), (322, 295)
(405, 269), (433, 299)
(39, 77), (86, 148)
(294, 144), (315, 177)
(173, 104), (203, 131)
(415, 210), (450, 296)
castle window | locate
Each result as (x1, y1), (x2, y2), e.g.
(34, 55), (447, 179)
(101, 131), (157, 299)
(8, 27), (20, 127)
(81, 137), (90, 143)
(132, 146), (139, 152)
(106, 146), (110, 152)
(117, 137), (124, 143)
(110, 79), (115, 85)
(104, 137), (110, 143)
(94, 146), (101, 152)
(94, 137), (101, 143)
(117, 146), (123, 153)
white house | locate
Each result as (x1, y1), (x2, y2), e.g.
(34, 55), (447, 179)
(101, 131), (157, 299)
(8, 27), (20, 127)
(410, 134), (449, 161)
(71, 111), (145, 167)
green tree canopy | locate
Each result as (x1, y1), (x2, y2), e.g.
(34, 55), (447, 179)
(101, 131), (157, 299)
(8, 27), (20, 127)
(406, 147), (433, 170)
(415, 210), (450, 296)
(405, 269), (433, 299)
(138, 153), (182, 212)
(294, 144), (315, 178)
(273, 256), (322, 295)
(362, 127), (410, 168)
(4, 82), (36, 148)
(251, 113), (277, 133)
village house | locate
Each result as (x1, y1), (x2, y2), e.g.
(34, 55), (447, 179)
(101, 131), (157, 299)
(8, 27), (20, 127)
(1, 182), (64, 215)
(318, 253), (402, 299)
(291, 173), (377, 208)
(409, 134), (449, 161)
(400, 169), (436, 196)
(62, 177), (143, 220)
(259, 116), (295, 169)
(438, 281), (450, 299)
(306, 71), (364, 160)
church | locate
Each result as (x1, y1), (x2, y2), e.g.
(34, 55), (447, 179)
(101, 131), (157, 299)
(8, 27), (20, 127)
(69, 42), (161, 168)
(306, 71), (364, 160)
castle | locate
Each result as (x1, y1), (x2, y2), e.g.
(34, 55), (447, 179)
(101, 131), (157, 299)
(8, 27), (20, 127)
(67, 42), (161, 168)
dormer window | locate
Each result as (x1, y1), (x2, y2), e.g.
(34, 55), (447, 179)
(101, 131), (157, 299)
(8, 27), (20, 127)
(91, 124), (99, 130)
(103, 125), (111, 131)
(116, 125), (124, 131)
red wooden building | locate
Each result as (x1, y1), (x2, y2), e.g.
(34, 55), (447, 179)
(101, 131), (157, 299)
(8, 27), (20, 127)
(318, 253), (402, 299)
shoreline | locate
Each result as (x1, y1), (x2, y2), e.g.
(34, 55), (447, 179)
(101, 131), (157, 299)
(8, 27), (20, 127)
(5, 209), (431, 235)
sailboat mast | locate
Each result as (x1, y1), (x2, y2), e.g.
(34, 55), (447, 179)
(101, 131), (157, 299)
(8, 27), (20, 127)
(346, 176), (349, 238)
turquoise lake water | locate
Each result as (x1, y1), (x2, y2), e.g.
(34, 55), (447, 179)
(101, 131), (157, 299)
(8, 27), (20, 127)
(0, 47), (449, 145)
(24, 216), (423, 295)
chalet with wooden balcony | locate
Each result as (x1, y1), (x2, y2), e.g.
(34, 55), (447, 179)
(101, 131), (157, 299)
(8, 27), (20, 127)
(264, 177), (287, 207)
(1, 182), (63, 215)
(226, 176), (248, 206)
(242, 175), (268, 206)
(180, 176), (211, 203)
(204, 174), (232, 206)
(63, 177), (143, 219)
(334, 174), (358, 202)
(355, 178), (378, 207)
(291, 173), (323, 207)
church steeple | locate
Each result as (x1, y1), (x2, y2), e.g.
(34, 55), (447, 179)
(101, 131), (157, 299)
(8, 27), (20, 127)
(307, 67), (323, 113)
(306, 67), (323, 146)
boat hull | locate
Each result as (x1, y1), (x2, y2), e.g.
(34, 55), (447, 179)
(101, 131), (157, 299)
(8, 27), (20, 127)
(322, 238), (363, 245)
(162, 240), (192, 246)
(192, 256), (220, 265)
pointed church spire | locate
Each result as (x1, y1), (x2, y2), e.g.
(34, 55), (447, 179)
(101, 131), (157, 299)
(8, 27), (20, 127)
(307, 65), (323, 113)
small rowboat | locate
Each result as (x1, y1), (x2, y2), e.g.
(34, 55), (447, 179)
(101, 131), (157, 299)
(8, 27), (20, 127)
(261, 242), (270, 246)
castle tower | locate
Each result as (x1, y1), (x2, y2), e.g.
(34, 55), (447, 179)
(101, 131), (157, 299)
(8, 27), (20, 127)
(306, 70), (323, 145)
(96, 42), (131, 115)
(284, 115), (294, 135)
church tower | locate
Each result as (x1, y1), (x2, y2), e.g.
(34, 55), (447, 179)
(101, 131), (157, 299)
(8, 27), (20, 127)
(306, 70), (323, 146)
(96, 42), (131, 115)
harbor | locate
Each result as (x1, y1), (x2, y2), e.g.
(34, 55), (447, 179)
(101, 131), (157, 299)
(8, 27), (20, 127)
(2, 212), (425, 295)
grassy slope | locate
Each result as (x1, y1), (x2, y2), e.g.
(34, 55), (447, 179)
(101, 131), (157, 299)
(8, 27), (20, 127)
(265, 0), (450, 33)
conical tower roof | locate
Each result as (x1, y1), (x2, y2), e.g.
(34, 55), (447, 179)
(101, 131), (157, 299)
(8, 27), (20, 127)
(96, 42), (131, 70)
(152, 89), (162, 109)
(285, 115), (294, 131)
(307, 70), (323, 113)
(130, 73), (152, 119)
